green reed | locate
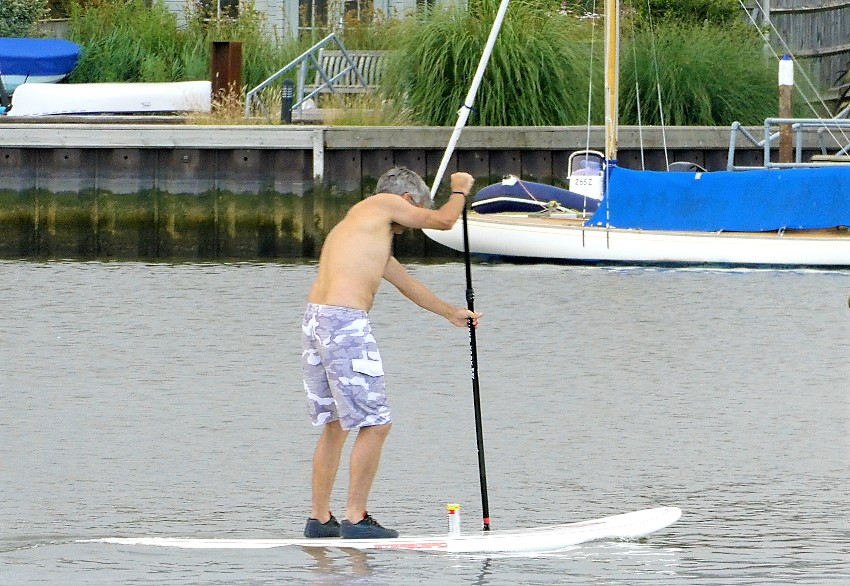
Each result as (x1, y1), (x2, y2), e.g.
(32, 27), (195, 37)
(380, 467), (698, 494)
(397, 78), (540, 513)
(67, 0), (183, 82)
(381, 0), (787, 126)
(181, 2), (307, 91)
(381, 0), (599, 126)
(620, 21), (789, 126)
(66, 0), (301, 90)
(60, 0), (797, 126)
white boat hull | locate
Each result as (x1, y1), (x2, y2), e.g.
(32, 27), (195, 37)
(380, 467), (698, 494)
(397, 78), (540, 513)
(424, 214), (850, 266)
(1, 74), (66, 94)
(6, 81), (212, 116)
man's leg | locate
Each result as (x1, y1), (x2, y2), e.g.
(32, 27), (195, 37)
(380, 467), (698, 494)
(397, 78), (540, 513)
(345, 423), (392, 522)
(310, 420), (349, 522)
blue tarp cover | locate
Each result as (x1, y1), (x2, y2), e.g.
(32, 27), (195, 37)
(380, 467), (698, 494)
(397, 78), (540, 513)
(586, 166), (850, 231)
(0, 38), (81, 76)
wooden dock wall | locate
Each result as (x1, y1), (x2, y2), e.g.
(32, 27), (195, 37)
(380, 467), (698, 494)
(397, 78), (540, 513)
(0, 123), (814, 260)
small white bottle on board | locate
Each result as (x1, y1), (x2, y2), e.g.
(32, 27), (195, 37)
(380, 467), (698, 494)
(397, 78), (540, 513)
(447, 503), (461, 536)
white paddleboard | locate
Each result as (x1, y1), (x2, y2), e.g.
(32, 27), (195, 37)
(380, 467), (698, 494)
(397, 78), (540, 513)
(85, 506), (681, 554)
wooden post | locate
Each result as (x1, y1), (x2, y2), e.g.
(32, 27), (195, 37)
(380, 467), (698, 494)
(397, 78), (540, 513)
(778, 54), (794, 163)
(211, 41), (242, 103)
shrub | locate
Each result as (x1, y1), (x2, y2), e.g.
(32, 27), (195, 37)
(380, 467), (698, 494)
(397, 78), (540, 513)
(182, 1), (301, 90)
(67, 0), (300, 90)
(631, 0), (744, 26)
(381, 0), (600, 126)
(67, 0), (183, 82)
(48, 0), (77, 19)
(620, 22), (779, 125)
(0, 0), (49, 36)
(59, 0), (785, 126)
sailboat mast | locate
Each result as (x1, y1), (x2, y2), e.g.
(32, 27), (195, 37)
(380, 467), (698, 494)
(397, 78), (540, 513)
(604, 0), (620, 164)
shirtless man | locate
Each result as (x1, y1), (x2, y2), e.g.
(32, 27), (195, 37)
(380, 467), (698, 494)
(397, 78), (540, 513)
(301, 166), (479, 539)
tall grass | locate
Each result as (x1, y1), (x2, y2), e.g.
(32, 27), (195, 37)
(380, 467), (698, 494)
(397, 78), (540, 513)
(67, 0), (184, 82)
(383, 1), (784, 126)
(337, 10), (409, 50)
(181, 2), (307, 90)
(382, 0), (600, 126)
(62, 0), (790, 126)
(66, 0), (303, 90)
(620, 22), (781, 125)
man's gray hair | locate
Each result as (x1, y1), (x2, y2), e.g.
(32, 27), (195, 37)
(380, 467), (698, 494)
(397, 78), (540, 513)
(375, 166), (432, 208)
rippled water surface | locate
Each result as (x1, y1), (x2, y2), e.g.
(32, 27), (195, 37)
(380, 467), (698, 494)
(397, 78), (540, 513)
(1, 260), (848, 585)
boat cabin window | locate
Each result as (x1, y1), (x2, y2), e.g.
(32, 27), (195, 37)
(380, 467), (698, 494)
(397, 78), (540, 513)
(569, 152), (604, 177)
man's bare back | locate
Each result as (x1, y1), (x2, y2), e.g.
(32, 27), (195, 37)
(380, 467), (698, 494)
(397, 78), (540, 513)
(308, 172), (475, 311)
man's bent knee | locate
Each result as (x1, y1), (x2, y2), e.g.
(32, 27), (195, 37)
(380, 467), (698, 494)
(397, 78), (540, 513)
(358, 422), (392, 438)
(321, 420), (349, 440)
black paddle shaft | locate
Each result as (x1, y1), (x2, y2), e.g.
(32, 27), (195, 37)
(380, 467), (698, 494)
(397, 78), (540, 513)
(462, 204), (491, 531)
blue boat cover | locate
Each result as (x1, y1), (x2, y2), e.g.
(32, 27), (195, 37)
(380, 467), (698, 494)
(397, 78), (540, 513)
(0, 37), (81, 76)
(586, 166), (850, 231)
(473, 179), (600, 214)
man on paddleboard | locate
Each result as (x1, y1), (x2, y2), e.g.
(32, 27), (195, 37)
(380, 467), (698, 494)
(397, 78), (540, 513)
(301, 166), (479, 539)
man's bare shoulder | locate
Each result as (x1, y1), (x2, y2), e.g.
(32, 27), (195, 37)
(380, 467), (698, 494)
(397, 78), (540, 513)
(364, 192), (403, 206)
(329, 193), (398, 234)
(346, 192), (403, 217)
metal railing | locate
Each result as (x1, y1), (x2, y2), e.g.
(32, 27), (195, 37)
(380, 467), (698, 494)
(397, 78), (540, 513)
(243, 33), (368, 119)
(727, 117), (850, 170)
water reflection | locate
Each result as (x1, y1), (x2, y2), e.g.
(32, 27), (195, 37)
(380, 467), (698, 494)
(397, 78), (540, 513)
(303, 546), (374, 584)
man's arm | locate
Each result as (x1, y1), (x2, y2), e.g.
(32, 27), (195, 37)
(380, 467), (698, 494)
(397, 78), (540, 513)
(382, 257), (480, 327)
(387, 192), (465, 231)
(382, 172), (475, 231)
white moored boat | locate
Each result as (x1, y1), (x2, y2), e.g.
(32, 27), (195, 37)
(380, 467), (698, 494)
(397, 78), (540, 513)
(425, 0), (850, 267)
(426, 213), (850, 266)
(6, 81), (212, 116)
(427, 163), (850, 266)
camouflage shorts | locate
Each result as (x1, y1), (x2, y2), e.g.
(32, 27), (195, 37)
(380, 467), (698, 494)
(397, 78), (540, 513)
(301, 303), (391, 430)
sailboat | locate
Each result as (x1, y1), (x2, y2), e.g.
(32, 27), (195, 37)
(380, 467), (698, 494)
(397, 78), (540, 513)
(424, 0), (850, 267)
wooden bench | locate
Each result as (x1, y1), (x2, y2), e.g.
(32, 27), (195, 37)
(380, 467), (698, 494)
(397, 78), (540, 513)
(301, 49), (387, 97)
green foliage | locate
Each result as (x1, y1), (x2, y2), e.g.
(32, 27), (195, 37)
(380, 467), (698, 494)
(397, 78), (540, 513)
(67, 0), (182, 82)
(0, 0), (49, 36)
(57, 0), (782, 126)
(65, 0), (301, 89)
(47, 0), (83, 19)
(381, 0), (600, 126)
(337, 10), (408, 50)
(629, 0), (744, 26)
(620, 22), (777, 125)
(183, 1), (304, 90)
(382, 2), (777, 126)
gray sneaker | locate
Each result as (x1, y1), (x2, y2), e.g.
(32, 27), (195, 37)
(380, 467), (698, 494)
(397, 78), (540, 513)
(340, 513), (399, 539)
(304, 514), (340, 538)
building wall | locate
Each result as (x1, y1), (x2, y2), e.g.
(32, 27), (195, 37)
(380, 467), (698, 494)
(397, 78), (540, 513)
(161, 0), (424, 38)
(252, 0), (287, 38)
(162, 0), (188, 23)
